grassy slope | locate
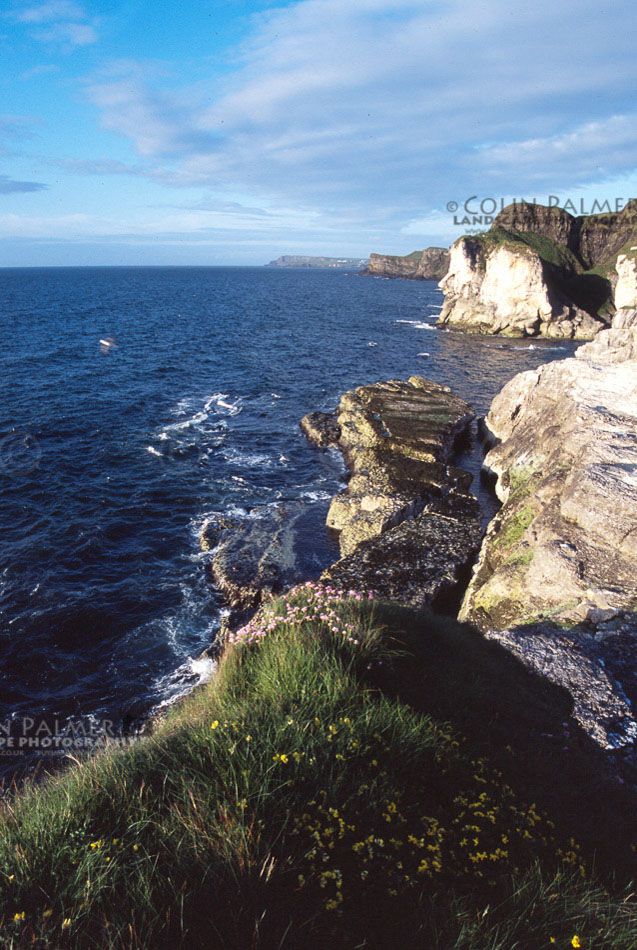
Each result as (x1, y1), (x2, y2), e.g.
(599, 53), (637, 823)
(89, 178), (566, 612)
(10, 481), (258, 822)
(0, 586), (635, 949)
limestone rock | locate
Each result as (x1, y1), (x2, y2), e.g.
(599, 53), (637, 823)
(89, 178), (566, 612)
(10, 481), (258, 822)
(438, 200), (637, 340)
(439, 235), (604, 340)
(459, 322), (637, 750)
(614, 253), (637, 311)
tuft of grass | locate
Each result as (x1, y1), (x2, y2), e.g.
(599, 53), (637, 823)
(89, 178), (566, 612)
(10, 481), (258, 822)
(0, 584), (634, 948)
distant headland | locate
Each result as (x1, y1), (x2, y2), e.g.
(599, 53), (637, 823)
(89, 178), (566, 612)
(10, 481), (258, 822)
(266, 254), (369, 268)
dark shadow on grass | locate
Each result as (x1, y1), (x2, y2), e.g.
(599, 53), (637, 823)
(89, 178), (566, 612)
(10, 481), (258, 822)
(365, 602), (636, 882)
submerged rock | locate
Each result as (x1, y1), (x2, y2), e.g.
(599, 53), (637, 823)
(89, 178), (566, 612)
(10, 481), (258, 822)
(201, 501), (336, 614)
(460, 311), (637, 752)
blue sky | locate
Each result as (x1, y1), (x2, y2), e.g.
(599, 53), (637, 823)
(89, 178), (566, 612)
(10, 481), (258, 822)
(1, 0), (636, 265)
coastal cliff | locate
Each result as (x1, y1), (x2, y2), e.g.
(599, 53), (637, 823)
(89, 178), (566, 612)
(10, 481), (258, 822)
(459, 307), (637, 753)
(438, 200), (637, 339)
(362, 247), (450, 280)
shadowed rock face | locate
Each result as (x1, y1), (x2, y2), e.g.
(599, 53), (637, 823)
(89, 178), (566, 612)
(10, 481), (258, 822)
(459, 310), (637, 753)
(361, 247), (450, 280)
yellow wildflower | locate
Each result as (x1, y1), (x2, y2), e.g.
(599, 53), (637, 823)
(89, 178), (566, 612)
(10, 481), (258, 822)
(13, 911), (25, 922)
(211, 720), (219, 730)
(62, 918), (72, 930)
(572, 939), (581, 949)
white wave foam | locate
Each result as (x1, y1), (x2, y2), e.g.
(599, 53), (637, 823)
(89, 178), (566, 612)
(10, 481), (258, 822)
(205, 392), (243, 416)
(147, 446), (162, 457)
(417, 352), (430, 357)
(222, 447), (276, 468)
(395, 320), (435, 330)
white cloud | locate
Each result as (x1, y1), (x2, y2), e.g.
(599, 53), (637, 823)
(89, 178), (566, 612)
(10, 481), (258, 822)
(13, 1), (86, 24)
(9, 0), (97, 49)
(80, 0), (637, 226)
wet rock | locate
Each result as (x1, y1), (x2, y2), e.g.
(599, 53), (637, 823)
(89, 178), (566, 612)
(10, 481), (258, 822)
(201, 501), (336, 614)
(299, 411), (341, 446)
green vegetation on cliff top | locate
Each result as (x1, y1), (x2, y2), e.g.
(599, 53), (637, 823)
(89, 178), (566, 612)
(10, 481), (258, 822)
(0, 587), (634, 948)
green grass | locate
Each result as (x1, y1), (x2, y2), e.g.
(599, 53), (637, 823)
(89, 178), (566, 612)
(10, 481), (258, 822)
(459, 228), (583, 274)
(0, 586), (634, 948)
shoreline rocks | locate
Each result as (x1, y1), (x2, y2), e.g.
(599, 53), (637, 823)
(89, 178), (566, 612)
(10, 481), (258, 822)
(459, 311), (637, 754)
(302, 377), (483, 609)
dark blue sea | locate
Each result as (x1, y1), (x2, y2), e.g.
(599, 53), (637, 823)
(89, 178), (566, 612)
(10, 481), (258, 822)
(0, 266), (577, 781)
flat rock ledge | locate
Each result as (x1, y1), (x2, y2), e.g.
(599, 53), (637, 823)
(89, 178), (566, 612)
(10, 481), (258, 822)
(302, 377), (482, 608)
(459, 310), (637, 758)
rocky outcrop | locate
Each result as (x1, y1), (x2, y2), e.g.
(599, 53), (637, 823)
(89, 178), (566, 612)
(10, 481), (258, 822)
(459, 311), (637, 752)
(322, 493), (482, 609)
(303, 377), (482, 609)
(438, 201), (637, 340)
(439, 237), (599, 339)
(201, 502), (334, 616)
(362, 247), (450, 280)
(323, 377), (475, 556)
(299, 411), (341, 446)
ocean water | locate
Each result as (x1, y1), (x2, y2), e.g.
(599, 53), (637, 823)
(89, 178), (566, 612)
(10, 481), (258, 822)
(0, 266), (577, 780)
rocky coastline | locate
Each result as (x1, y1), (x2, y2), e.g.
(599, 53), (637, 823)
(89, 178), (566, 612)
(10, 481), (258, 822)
(361, 247), (450, 280)
(200, 227), (636, 777)
(438, 200), (637, 339)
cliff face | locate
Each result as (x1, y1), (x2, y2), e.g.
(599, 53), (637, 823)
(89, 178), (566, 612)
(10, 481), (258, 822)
(438, 201), (637, 339)
(439, 234), (600, 339)
(362, 247), (450, 280)
(459, 294), (637, 752)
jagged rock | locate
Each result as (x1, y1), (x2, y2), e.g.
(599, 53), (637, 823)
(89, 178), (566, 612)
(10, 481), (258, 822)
(325, 376), (476, 556)
(323, 494), (482, 608)
(299, 411), (341, 446)
(438, 201), (637, 340)
(459, 318), (637, 750)
(361, 247), (450, 280)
